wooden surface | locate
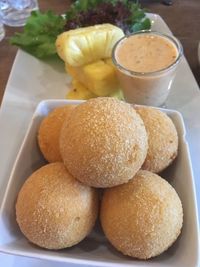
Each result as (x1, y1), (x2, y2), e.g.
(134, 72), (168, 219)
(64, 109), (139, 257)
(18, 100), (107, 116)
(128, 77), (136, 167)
(0, 0), (199, 104)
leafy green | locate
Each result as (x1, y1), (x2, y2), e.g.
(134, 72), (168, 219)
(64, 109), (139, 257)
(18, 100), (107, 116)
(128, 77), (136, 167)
(10, 1), (151, 59)
(131, 18), (151, 32)
(65, 0), (151, 33)
(65, 0), (102, 20)
(10, 11), (65, 58)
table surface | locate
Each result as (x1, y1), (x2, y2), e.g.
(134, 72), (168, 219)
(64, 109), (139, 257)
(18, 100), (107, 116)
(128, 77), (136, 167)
(0, 0), (200, 104)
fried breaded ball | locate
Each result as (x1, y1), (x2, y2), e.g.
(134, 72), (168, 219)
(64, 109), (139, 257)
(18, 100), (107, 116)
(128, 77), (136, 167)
(16, 162), (99, 249)
(38, 105), (75, 162)
(135, 106), (178, 173)
(60, 97), (148, 188)
(100, 170), (183, 259)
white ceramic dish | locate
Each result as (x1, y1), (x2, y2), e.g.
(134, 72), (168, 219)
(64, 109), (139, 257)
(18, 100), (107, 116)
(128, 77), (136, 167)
(0, 99), (199, 267)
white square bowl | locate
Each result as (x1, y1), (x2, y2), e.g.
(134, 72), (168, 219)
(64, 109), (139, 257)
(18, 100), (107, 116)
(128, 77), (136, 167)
(0, 99), (199, 267)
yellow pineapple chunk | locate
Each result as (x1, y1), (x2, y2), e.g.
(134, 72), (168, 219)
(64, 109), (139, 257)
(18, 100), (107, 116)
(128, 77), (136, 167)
(104, 58), (115, 67)
(82, 60), (119, 96)
(67, 79), (124, 100)
(56, 24), (124, 67)
(66, 59), (120, 96)
(66, 80), (96, 100)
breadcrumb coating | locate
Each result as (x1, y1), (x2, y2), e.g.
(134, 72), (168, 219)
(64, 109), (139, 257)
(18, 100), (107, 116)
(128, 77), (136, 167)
(60, 97), (148, 188)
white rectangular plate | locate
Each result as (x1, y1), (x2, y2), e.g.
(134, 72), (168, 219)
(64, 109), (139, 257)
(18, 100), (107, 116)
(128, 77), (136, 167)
(0, 99), (199, 267)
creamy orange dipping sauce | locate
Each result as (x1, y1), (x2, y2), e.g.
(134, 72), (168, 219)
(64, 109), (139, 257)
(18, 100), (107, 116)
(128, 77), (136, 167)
(115, 34), (178, 73)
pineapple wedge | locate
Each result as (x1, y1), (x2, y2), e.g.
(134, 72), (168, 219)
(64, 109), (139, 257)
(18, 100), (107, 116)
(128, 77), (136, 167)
(104, 58), (115, 67)
(66, 59), (120, 96)
(66, 79), (96, 100)
(56, 24), (124, 67)
(66, 79), (124, 100)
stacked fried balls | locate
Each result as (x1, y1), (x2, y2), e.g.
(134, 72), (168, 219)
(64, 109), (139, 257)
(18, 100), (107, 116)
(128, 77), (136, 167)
(16, 97), (183, 259)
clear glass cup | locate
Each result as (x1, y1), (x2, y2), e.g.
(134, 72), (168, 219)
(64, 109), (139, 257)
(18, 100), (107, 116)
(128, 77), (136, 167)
(112, 31), (183, 107)
(0, 20), (5, 41)
(0, 0), (38, 27)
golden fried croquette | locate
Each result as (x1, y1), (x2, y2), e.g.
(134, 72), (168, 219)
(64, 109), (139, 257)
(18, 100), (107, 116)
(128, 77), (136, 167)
(16, 162), (99, 249)
(60, 97), (148, 188)
(100, 170), (183, 259)
(38, 105), (75, 162)
(135, 106), (178, 173)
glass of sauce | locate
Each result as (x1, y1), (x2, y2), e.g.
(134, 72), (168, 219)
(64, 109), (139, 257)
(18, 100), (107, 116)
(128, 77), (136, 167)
(112, 31), (183, 107)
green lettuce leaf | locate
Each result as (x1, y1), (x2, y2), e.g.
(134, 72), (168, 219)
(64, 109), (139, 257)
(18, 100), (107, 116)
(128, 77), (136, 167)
(10, 11), (65, 58)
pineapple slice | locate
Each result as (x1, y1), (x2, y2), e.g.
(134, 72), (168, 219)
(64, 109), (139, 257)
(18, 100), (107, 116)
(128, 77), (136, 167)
(66, 80), (96, 100)
(104, 58), (115, 67)
(56, 24), (124, 67)
(66, 59), (120, 96)
(67, 79), (124, 100)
